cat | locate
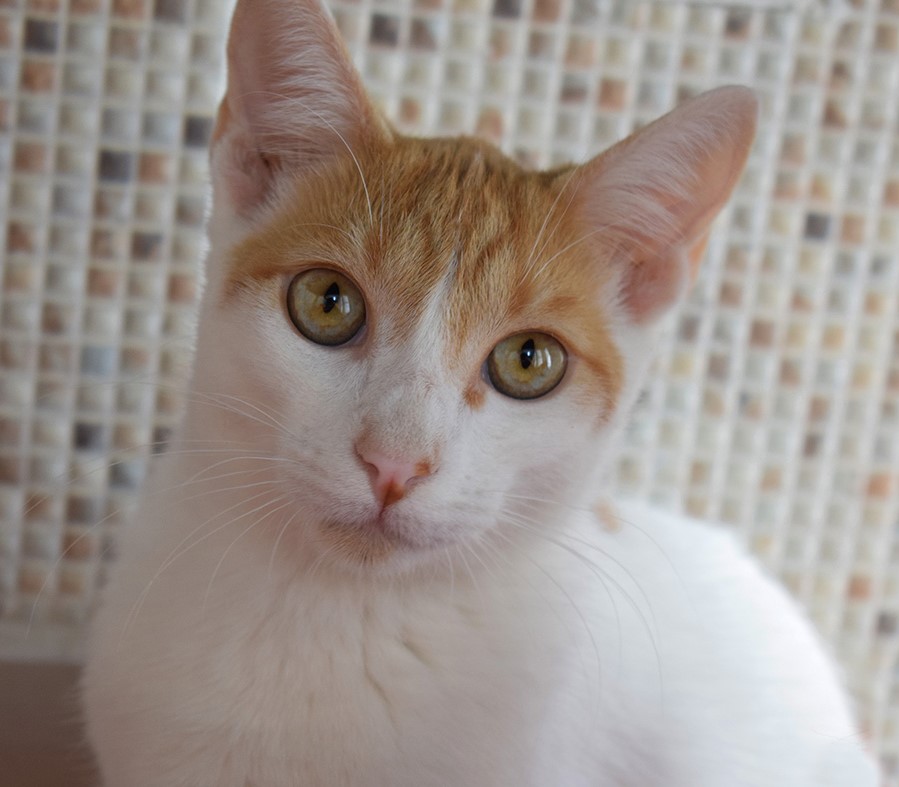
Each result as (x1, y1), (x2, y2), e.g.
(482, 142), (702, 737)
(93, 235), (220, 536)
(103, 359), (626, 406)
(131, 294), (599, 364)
(82, 0), (879, 784)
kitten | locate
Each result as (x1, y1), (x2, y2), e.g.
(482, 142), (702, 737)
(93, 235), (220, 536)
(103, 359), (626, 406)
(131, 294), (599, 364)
(82, 0), (878, 784)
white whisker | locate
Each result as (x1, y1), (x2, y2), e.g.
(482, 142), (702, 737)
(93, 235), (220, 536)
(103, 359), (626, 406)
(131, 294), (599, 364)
(202, 497), (294, 611)
(120, 485), (282, 643)
(522, 169), (581, 280)
(500, 512), (665, 700)
(268, 509), (301, 579)
(250, 90), (374, 227)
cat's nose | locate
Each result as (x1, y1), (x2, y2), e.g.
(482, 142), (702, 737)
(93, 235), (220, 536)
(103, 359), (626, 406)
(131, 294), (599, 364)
(356, 447), (433, 508)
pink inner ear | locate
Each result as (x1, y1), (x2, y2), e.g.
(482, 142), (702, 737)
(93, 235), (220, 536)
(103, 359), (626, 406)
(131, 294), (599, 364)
(622, 255), (686, 325)
(212, 0), (387, 215)
(570, 87), (757, 324)
(622, 230), (711, 324)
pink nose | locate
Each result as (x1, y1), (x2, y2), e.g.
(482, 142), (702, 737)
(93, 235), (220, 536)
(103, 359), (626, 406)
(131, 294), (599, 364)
(357, 447), (433, 508)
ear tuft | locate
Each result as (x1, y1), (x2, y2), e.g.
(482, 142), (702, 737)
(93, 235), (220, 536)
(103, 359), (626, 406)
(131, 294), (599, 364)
(573, 86), (758, 324)
(213, 0), (389, 214)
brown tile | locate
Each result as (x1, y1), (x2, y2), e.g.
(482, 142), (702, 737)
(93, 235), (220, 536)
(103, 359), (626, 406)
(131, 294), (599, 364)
(14, 141), (50, 173)
(840, 214), (865, 244)
(750, 320), (774, 348)
(532, 0), (562, 22)
(21, 59), (58, 92)
(598, 78), (627, 110)
(476, 107), (503, 142)
(26, 0), (61, 12)
(866, 473), (893, 499)
(848, 575), (871, 600)
(71, 0), (104, 13)
(113, 0), (150, 18)
(875, 22), (898, 52)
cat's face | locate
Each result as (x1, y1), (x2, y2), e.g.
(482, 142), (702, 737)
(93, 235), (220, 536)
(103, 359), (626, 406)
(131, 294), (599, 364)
(187, 0), (756, 574)
(196, 138), (631, 570)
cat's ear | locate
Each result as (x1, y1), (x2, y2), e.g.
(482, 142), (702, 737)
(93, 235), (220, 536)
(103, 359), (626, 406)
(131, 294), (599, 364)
(212, 0), (389, 214)
(572, 86), (757, 324)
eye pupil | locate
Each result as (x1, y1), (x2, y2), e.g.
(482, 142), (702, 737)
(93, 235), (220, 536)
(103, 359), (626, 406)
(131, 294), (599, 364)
(322, 282), (340, 314)
(520, 338), (535, 370)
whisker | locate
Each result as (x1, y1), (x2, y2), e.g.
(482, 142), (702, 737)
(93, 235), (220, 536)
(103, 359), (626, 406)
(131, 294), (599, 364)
(522, 168), (581, 280)
(443, 546), (455, 604)
(454, 544), (483, 608)
(500, 511), (622, 662)
(501, 512), (664, 700)
(250, 90), (374, 227)
(195, 389), (294, 438)
(202, 496), (293, 611)
(25, 462), (285, 634)
(268, 509), (301, 579)
(306, 538), (339, 584)
(120, 485), (282, 642)
(530, 213), (658, 280)
(463, 537), (499, 586)
(501, 492), (683, 583)
(21, 376), (304, 527)
(503, 504), (663, 634)
(488, 527), (604, 699)
(21, 442), (272, 520)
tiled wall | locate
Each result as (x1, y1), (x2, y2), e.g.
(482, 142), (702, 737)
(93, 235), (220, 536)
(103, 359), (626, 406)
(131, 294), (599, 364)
(0, 0), (897, 775)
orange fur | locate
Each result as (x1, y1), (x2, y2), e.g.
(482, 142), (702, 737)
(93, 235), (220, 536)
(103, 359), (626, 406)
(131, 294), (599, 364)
(225, 134), (624, 414)
(382, 482), (405, 508)
(463, 384), (486, 411)
(594, 499), (622, 533)
(414, 460), (433, 478)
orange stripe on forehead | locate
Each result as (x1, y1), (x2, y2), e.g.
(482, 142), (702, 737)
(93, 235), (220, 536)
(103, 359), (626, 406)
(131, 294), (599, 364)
(440, 161), (625, 412)
(225, 138), (469, 321)
(223, 133), (624, 412)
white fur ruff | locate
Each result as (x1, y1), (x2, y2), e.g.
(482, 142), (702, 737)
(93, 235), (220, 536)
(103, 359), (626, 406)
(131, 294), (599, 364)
(84, 487), (876, 786)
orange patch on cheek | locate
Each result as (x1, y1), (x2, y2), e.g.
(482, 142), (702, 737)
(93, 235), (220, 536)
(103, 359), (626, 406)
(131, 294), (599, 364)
(463, 384), (486, 411)
(415, 460), (433, 477)
(594, 499), (621, 533)
(577, 340), (624, 423)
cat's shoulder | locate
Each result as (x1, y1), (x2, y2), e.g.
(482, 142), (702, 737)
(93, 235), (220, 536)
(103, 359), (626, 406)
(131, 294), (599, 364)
(589, 497), (754, 578)
(583, 497), (827, 669)
(584, 499), (877, 784)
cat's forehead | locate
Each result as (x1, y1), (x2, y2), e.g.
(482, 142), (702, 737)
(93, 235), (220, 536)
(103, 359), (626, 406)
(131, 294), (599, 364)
(227, 136), (622, 400)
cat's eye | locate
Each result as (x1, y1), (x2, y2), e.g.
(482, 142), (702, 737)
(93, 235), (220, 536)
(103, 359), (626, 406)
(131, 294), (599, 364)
(487, 332), (568, 400)
(287, 268), (366, 346)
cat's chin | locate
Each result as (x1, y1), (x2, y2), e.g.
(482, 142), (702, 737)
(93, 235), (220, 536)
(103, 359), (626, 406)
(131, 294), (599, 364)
(315, 515), (443, 572)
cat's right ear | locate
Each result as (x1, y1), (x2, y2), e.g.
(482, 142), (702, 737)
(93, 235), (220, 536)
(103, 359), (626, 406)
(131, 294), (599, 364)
(569, 86), (757, 325)
(212, 0), (389, 214)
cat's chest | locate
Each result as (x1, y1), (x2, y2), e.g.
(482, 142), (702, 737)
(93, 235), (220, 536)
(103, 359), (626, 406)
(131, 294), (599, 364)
(191, 573), (577, 785)
(105, 496), (670, 783)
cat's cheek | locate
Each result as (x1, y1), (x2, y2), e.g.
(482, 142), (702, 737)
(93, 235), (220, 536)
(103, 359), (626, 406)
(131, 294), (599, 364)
(465, 397), (590, 498)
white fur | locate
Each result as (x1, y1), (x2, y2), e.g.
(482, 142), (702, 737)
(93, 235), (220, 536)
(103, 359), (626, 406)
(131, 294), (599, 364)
(84, 476), (876, 786)
(83, 214), (877, 784)
(82, 2), (877, 783)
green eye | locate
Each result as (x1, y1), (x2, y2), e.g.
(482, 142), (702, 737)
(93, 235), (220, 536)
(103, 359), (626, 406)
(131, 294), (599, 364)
(487, 332), (568, 400)
(287, 269), (366, 346)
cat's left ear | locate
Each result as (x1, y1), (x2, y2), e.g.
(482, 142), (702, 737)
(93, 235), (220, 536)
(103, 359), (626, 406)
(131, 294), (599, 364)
(212, 0), (390, 214)
(571, 86), (757, 324)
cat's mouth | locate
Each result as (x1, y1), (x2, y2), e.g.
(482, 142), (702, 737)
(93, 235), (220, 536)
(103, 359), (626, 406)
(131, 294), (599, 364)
(318, 516), (415, 565)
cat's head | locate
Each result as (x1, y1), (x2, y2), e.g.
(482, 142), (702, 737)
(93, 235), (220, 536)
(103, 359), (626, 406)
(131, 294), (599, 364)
(189, 0), (756, 574)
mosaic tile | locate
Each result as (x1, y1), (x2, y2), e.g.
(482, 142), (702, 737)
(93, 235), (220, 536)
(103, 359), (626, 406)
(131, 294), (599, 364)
(0, 0), (896, 776)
